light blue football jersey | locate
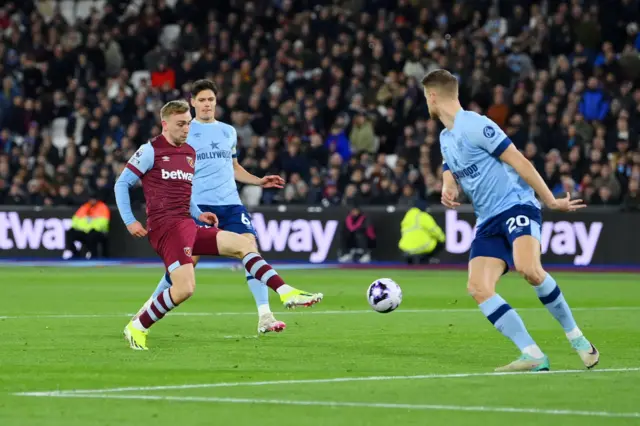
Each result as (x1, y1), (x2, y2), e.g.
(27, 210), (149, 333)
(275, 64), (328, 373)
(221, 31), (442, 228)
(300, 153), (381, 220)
(440, 110), (540, 225)
(188, 119), (242, 206)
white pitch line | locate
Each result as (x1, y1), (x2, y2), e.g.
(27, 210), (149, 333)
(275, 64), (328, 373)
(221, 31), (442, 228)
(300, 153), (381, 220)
(16, 367), (640, 396)
(16, 393), (640, 419)
(1, 306), (639, 320)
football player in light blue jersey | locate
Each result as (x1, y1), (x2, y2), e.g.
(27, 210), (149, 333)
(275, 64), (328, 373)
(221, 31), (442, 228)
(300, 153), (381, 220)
(422, 69), (599, 372)
(131, 80), (323, 334)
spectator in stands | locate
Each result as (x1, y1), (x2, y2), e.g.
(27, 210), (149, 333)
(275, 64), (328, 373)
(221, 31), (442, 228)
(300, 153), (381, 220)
(338, 202), (376, 264)
(622, 179), (640, 212)
(349, 112), (376, 154)
(594, 164), (623, 202)
(579, 77), (610, 122)
(326, 125), (351, 163)
(0, 0), (638, 214)
(63, 194), (111, 260)
(283, 173), (308, 205)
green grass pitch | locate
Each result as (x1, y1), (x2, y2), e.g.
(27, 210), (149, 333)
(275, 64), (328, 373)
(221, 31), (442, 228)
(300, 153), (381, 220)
(1, 266), (639, 425)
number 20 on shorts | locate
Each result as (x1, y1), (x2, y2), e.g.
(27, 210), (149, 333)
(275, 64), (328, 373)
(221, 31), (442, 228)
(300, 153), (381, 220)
(506, 215), (530, 234)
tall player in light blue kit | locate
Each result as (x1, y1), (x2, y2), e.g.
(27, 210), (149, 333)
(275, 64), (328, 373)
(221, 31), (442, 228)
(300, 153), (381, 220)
(422, 69), (599, 372)
(132, 80), (323, 334)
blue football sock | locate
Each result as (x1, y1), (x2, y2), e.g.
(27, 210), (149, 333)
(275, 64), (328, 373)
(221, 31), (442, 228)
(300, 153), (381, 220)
(246, 270), (270, 314)
(479, 294), (538, 353)
(152, 272), (172, 298)
(534, 274), (579, 334)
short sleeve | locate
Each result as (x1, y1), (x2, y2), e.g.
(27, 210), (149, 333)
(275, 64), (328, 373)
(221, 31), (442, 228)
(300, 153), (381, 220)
(126, 142), (155, 177)
(465, 114), (511, 157)
(231, 127), (238, 158)
(439, 130), (450, 171)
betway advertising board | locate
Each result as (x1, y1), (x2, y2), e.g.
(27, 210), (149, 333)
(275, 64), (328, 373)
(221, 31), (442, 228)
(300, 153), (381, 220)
(444, 210), (604, 265)
(0, 206), (637, 266)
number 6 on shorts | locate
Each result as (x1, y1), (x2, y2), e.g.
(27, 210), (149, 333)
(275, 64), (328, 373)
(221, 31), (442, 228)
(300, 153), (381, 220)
(241, 213), (251, 227)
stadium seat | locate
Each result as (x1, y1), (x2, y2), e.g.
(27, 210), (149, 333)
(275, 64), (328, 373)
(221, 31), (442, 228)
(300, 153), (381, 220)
(76, 0), (93, 21)
(59, 0), (76, 26)
(130, 70), (152, 91)
(241, 185), (263, 207)
(159, 24), (181, 50)
(125, 0), (144, 16)
(372, 136), (380, 153)
(385, 154), (398, 169)
(36, 0), (57, 23)
(51, 117), (70, 151)
(93, 0), (107, 14)
(71, 115), (87, 146)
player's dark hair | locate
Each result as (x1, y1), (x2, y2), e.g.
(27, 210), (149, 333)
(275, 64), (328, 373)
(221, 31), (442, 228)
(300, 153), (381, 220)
(191, 79), (219, 98)
(421, 69), (458, 94)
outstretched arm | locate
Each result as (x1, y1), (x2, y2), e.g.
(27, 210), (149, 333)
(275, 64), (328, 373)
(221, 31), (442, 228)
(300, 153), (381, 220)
(233, 158), (285, 188)
(229, 128), (284, 188)
(499, 144), (586, 212)
(463, 114), (585, 212)
(233, 158), (263, 185)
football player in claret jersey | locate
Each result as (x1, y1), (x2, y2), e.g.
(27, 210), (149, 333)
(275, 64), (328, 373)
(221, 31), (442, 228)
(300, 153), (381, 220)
(422, 69), (599, 372)
(114, 100), (321, 350)
(129, 80), (323, 336)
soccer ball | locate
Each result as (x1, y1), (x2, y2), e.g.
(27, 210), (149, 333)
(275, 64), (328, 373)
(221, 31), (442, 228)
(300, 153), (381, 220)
(367, 278), (402, 313)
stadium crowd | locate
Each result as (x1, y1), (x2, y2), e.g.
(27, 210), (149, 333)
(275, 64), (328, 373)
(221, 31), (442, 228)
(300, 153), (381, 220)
(1, 0), (640, 211)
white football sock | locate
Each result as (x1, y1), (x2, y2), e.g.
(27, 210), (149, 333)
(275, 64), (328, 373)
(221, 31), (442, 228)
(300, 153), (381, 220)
(522, 344), (545, 359)
(258, 304), (271, 316)
(276, 284), (295, 295)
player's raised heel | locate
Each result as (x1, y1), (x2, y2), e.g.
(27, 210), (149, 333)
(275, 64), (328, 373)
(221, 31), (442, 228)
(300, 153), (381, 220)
(280, 289), (324, 309)
(571, 336), (599, 369)
(123, 322), (148, 350)
(257, 313), (286, 334)
(495, 354), (550, 372)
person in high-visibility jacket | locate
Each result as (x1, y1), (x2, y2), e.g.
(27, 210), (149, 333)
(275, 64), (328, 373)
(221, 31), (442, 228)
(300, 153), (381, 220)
(398, 199), (445, 264)
(63, 195), (111, 259)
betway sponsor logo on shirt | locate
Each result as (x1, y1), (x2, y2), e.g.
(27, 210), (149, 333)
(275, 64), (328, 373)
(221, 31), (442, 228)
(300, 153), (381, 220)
(161, 169), (193, 181)
(252, 213), (338, 263)
(0, 212), (72, 250)
(444, 210), (603, 265)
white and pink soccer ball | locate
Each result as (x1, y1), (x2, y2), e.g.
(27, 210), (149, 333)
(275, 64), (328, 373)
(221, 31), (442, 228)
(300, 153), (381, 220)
(367, 278), (402, 313)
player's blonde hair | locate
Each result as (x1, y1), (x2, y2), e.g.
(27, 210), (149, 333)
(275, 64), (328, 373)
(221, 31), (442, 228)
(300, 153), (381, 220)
(160, 100), (190, 120)
(421, 69), (459, 96)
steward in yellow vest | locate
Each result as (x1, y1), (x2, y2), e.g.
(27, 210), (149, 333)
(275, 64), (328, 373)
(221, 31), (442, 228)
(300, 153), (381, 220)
(398, 200), (445, 264)
(63, 195), (111, 259)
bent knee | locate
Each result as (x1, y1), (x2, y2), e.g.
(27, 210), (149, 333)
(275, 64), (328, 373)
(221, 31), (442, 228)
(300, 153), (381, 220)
(226, 235), (253, 259)
(515, 263), (546, 285)
(172, 278), (196, 301)
(467, 280), (495, 303)
(233, 240), (253, 258)
(184, 281), (196, 298)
